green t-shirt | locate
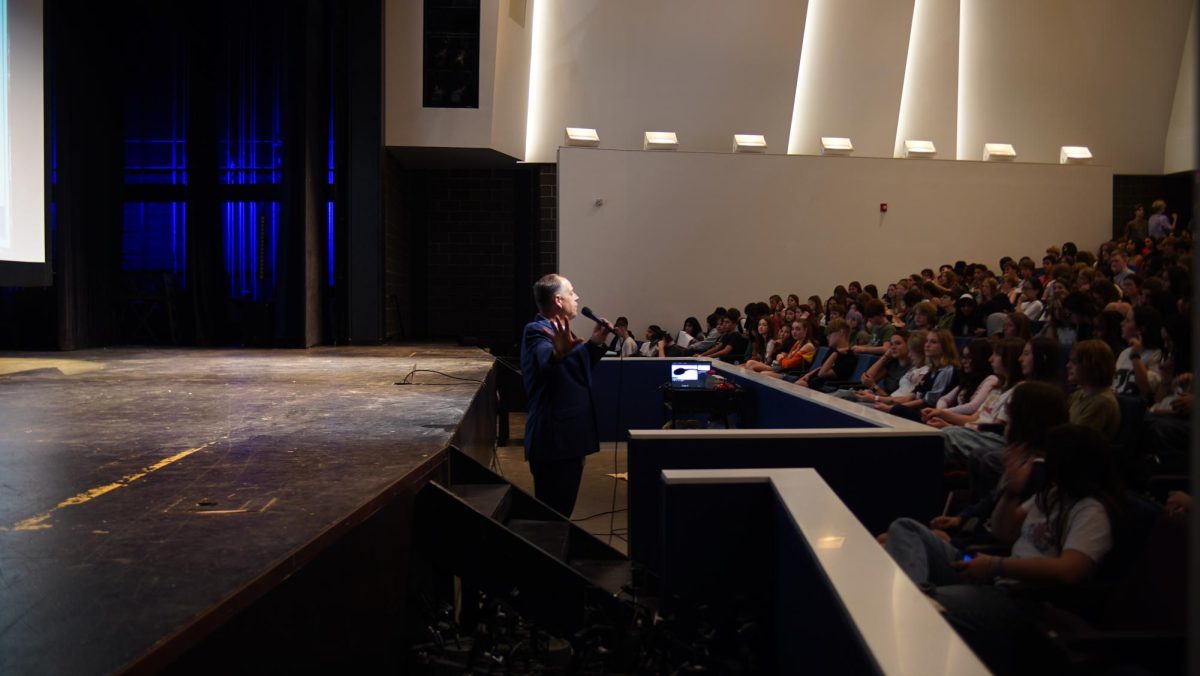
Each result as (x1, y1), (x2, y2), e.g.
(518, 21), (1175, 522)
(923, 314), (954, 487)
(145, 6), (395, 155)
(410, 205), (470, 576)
(1068, 388), (1121, 438)
(869, 322), (895, 347)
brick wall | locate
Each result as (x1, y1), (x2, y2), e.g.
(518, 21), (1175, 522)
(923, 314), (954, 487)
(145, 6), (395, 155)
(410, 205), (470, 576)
(423, 169), (517, 347)
(379, 161), (558, 353)
(382, 153), (409, 341)
(537, 164), (557, 277)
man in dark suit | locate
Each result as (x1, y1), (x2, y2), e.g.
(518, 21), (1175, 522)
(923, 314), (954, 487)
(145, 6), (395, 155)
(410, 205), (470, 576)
(520, 274), (611, 516)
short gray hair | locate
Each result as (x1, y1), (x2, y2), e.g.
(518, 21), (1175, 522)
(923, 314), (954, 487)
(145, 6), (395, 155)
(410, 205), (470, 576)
(533, 274), (566, 312)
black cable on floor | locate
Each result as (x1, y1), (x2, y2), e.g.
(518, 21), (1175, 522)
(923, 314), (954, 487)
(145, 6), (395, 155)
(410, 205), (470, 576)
(570, 507), (628, 522)
(395, 365), (485, 385)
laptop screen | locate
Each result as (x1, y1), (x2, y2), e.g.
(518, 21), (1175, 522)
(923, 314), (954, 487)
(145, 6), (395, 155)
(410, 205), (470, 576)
(670, 362), (709, 383)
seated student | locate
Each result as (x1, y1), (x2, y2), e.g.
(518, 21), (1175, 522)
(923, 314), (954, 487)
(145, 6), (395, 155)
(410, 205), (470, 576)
(636, 325), (668, 357)
(936, 337), (1025, 454)
(764, 323), (790, 364)
(855, 330), (928, 404)
(1142, 315), (1191, 470)
(746, 316), (772, 363)
(978, 277), (1014, 317)
(653, 330), (692, 358)
(1120, 272), (1143, 305)
(921, 339), (998, 421)
(694, 314), (748, 364)
(1023, 336), (1063, 387)
(793, 319), (855, 389)
(725, 307), (743, 333)
(962, 338), (1061, 488)
(824, 302), (845, 331)
(1040, 291), (1095, 347)
(1006, 274), (1025, 310)
(889, 424), (1124, 674)
(1016, 278), (1046, 321)
(950, 294), (985, 337)
(1145, 372), (1192, 472)
(849, 299), (895, 356)
(1065, 339), (1120, 438)
(909, 300), (938, 332)
(1002, 311), (1033, 341)
(744, 319), (815, 377)
(931, 289), (958, 332)
(845, 303), (867, 345)
(1092, 309), (1127, 357)
(604, 316), (638, 357)
(1112, 305), (1164, 402)
(898, 288), (925, 328)
(686, 312), (722, 354)
(923, 382), (1070, 552)
(678, 316), (704, 348)
(874, 330), (959, 417)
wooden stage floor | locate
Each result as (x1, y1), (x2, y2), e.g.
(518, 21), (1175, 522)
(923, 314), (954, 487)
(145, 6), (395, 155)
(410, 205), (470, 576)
(0, 346), (495, 674)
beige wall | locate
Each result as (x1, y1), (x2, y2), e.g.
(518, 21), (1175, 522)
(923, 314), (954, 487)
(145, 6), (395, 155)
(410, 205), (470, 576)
(1164, 0), (1198, 174)
(525, 0), (808, 162)
(894, 0), (959, 159)
(385, 0), (1195, 174)
(558, 148), (1111, 334)
(787, 0), (915, 157)
(384, 0), (532, 153)
(957, 0), (1192, 172)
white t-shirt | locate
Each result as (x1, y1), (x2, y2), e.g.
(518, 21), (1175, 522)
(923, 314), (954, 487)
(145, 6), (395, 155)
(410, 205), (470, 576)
(1018, 299), (1045, 321)
(1112, 346), (1163, 397)
(975, 386), (1014, 425)
(1012, 494), (1112, 564)
(893, 364), (930, 398)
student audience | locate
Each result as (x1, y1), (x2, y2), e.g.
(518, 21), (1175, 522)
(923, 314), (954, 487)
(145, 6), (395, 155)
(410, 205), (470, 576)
(609, 228), (1191, 673)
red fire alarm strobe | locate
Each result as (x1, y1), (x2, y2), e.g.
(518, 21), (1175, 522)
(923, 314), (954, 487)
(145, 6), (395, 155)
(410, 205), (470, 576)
(880, 203), (888, 213)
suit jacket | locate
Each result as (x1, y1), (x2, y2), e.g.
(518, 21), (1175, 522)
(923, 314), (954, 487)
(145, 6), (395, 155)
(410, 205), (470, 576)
(521, 314), (607, 462)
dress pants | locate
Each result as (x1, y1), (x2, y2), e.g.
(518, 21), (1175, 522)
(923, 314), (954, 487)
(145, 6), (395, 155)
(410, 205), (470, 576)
(529, 456), (586, 517)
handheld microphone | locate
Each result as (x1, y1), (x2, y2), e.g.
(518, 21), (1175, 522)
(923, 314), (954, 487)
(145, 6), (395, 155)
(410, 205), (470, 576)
(580, 306), (614, 332)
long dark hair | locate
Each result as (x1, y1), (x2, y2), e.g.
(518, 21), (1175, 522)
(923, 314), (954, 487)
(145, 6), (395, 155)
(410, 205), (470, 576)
(993, 338), (1026, 390)
(683, 316), (702, 338)
(958, 339), (993, 400)
(750, 317), (769, 359)
(1037, 424), (1125, 553)
(1006, 381), (1068, 448)
(1028, 337), (1061, 383)
(1132, 305), (1163, 350)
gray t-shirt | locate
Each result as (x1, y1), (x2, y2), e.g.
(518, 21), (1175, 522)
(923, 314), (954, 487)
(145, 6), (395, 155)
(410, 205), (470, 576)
(1011, 494), (1112, 564)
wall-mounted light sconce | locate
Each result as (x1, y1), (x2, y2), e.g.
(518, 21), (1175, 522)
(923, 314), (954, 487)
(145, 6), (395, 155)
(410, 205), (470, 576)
(903, 140), (936, 158)
(1059, 146), (1092, 164)
(733, 134), (768, 153)
(983, 143), (1016, 162)
(643, 131), (679, 150)
(820, 137), (853, 156)
(564, 127), (599, 147)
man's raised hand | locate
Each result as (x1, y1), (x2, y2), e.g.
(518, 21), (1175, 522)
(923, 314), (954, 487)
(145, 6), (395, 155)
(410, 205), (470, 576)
(543, 316), (583, 360)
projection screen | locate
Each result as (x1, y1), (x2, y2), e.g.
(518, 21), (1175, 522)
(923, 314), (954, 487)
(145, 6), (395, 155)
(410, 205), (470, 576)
(0, 0), (47, 286)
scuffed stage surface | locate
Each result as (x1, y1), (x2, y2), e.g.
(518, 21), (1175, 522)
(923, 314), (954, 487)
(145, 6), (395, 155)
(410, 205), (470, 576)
(0, 346), (495, 674)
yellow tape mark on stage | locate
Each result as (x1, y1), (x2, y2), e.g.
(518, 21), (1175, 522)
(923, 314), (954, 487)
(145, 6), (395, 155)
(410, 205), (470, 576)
(0, 358), (105, 377)
(9, 441), (220, 532)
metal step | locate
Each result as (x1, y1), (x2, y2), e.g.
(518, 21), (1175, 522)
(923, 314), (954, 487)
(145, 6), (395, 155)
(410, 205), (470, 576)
(447, 483), (510, 519)
(507, 519), (571, 561)
(568, 558), (633, 597)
